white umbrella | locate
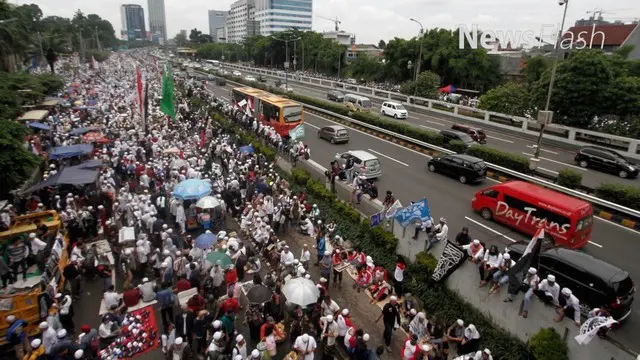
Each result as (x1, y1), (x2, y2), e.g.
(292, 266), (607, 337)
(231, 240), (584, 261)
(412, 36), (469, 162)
(196, 196), (220, 209)
(163, 147), (180, 154)
(283, 277), (320, 306)
(170, 158), (188, 169)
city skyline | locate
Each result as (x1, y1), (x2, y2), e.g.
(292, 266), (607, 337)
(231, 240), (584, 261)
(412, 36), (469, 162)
(14, 0), (640, 44)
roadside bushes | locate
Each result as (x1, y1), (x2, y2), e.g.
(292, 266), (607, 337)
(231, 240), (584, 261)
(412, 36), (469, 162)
(528, 328), (569, 360)
(447, 140), (468, 154)
(595, 183), (640, 211)
(557, 168), (583, 189)
(467, 145), (531, 173)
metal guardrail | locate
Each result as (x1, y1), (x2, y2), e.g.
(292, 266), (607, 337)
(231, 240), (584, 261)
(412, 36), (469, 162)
(188, 65), (640, 221)
(219, 61), (640, 160)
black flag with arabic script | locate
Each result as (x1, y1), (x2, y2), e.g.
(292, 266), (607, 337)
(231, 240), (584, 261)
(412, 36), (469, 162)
(506, 227), (544, 295)
(432, 240), (468, 282)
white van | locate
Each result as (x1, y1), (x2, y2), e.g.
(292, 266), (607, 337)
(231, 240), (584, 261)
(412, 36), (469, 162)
(380, 101), (408, 119)
(344, 94), (372, 112)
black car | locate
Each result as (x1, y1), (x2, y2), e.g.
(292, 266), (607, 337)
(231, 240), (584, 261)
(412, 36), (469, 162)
(507, 242), (635, 322)
(326, 90), (345, 102)
(574, 146), (638, 178)
(440, 130), (475, 148)
(427, 154), (486, 184)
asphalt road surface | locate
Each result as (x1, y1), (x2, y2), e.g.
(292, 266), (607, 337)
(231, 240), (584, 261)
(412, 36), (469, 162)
(219, 66), (640, 190)
(206, 82), (640, 354)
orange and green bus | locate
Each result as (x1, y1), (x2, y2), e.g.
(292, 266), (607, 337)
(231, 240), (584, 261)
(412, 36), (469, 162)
(231, 87), (304, 137)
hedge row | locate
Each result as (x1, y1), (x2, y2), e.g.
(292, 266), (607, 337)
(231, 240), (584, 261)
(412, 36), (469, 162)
(197, 101), (541, 360)
(557, 169), (583, 189)
(595, 183), (640, 211)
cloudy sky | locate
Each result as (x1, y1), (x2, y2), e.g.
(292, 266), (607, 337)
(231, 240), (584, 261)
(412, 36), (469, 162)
(18, 0), (640, 44)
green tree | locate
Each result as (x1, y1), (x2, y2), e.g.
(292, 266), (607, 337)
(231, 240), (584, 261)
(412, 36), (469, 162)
(521, 55), (550, 84)
(174, 32), (187, 46)
(0, 119), (41, 199)
(478, 82), (532, 116)
(346, 54), (385, 82)
(378, 39), (386, 49)
(189, 28), (202, 42)
(400, 71), (441, 98)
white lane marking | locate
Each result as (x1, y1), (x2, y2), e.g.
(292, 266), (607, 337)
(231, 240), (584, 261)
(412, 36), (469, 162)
(366, 148), (409, 167)
(595, 216), (640, 235)
(464, 216), (517, 243)
(306, 113), (433, 159)
(426, 119), (446, 126)
(527, 145), (559, 155)
(419, 125), (441, 132)
(588, 240), (603, 248)
(522, 152), (587, 171)
(305, 122), (320, 129)
(538, 167), (559, 175)
(220, 96), (229, 101)
(486, 135), (514, 144)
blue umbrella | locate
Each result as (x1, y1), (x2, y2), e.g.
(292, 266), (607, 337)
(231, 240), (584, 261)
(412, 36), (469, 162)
(239, 145), (254, 154)
(195, 231), (217, 249)
(172, 179), (212, 200)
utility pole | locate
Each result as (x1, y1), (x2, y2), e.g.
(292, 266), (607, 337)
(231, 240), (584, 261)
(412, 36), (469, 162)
(95, 26), (102, 51)
(337, 50), (341, 78)
(285, 40), (289, 87)
(301, 39), (305, 72)
(293, 40), (297, 71)
(37, 32), (45, 65)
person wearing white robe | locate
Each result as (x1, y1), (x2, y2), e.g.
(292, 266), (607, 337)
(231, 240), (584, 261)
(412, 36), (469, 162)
(175, 203), (186, 234)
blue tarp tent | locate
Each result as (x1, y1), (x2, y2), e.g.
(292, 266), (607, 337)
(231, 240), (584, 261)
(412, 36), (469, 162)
(27, 122), (51, 131)
(69, 159), (104, 169)
(50, 144), (94, 159)
(25, 167), (99, 193)
(69, 127), (93, 136)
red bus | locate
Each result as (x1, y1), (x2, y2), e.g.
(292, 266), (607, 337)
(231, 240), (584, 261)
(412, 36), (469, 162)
(471, 181), (593, 248)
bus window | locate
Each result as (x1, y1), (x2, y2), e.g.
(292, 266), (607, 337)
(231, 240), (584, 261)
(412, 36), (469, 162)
(232, 90), (247, 104)
(262, 102), (279, 123)
(283, 105), (302, 123)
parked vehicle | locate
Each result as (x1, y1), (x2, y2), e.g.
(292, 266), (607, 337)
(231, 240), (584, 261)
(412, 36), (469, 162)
(346, 78), (358, 85)
(245, 75), (257, 82)
(380, 101), (408, 119)
(472, 181), (593, 249)
(215, 77), (226, 86)
(440, 130), (475, 148)
(574, 146), (638, 179)
(232, 70), (242, 76)
(326, 90), (345, 102)
(344, 94), (372, 112)
(334, 150), (382, 180)
(318, 125), (350, 144)
(428, 154), (486, 184)
(451, 123), (487, 144)
(258, 75), (267, 82)
(507, 242), (635, 322)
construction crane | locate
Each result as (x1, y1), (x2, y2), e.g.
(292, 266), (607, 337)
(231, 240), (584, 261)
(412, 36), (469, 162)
(317, 15), (341, 31)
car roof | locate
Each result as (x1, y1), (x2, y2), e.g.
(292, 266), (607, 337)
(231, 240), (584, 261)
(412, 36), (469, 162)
(383, 101), (402, 105)
(441, 129), (469, 137)
(509, 242), (628, 284)
(580, 146), (624, 156)
(444, 154), (484, 163)
(346, 150), (377, 160)
(496, 181), (591, 211)
(324, 125), (346, 130)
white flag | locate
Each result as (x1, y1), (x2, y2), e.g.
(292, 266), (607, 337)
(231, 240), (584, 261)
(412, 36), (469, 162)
(238, 99), (247, 107)
(385, 199), (403, 219)
(574, 316), (618, 345)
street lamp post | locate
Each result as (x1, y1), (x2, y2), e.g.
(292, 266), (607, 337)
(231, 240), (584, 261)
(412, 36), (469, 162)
(271, 34), (301, 89)
(530, 0), (569, 170)
(410, 18), (424, 99)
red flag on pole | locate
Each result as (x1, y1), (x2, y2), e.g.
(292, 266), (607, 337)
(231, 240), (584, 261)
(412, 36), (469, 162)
(136, 65), (144, 115)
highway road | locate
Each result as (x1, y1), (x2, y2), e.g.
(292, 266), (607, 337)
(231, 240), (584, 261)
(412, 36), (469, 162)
(220, 66), (640, 191)
(206, 82), (640, 353)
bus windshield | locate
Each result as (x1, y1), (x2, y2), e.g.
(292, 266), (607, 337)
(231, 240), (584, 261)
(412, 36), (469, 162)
(283, 106), (303, 123)
(361, 99), (372, 108)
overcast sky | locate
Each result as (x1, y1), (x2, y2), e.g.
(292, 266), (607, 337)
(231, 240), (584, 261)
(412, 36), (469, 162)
(18, 0), (640, 44)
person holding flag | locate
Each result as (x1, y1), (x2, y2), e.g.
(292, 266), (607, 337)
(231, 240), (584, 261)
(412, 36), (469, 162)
(506, 227), (544, 318)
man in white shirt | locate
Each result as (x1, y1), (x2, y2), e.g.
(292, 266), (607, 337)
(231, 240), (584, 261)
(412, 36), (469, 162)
(555, 287), (581, 326)
(300, 244), (311, 270)
(40, 321), (58, 355)
(29, 233), (47, 256)
(428, 217), (448, 251)
(103, 285), (122, 310)
(535, 275), (560, 306)
(280, 245), (295, 267)
(320, 314), (339, 356)
(336, 309), (351, 338)
(293, 333), (317, 360)
(321, 295), (340, 317)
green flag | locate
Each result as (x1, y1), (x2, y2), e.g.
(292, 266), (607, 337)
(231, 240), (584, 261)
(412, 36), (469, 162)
(160, 64), (176, 120)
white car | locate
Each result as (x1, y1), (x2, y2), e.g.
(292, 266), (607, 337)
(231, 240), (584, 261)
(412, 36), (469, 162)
(380, 101), (408, 119)
(279, 84), (293, 92)
(245, 75), (257, 82)
(232, 70), (242, 76)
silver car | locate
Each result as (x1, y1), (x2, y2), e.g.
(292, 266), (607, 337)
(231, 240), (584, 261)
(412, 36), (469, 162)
(318, 125), (349, 144)
(334, 150), (382, 180)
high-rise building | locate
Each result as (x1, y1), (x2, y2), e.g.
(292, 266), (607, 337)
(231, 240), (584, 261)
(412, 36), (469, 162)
(147, 0), (168, 42)
(209, 10), (229, 41)
(228, 0), (259, 43)
(120, 4), (146, 41)
(254, 0), (312, 36)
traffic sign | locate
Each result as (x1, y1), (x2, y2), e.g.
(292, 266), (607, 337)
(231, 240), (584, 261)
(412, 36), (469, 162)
(284, 61), (289, 69)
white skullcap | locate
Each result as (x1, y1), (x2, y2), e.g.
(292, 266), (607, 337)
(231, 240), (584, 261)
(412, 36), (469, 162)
(457, 319), (464, 326)
(213, 320), (222, 328)
(326, 315), (334, 322)
(363, 334), (370, 341)
(342, 309), (349, 316)
(39, 321), (49, 329)
(29, 233), (36, 238)
(305, 274), (311, 279)
(235, 356), (243, 360)
(417, 312), (426, 319)
(562, 287), (572, 296)
(124, 248), (133, 255)
(484, 349), (492, 355)
(163, 249), (170, 255)
(6, 315), (16, 322)
(31, 339), (42, 348)
(174, 337), (183, 345)
(547, 274), (556, 282)
(57, 329), (67, 338)
(473, 239), (480, 245)
(142, 277), (149, 282)
(503, 253), (511, 260)
(235, 334), (243, 342)
(74, 349), (84, 359)
(390, 296), (398, 301)
(251, 349), (260, 357)
(410, 309), (417, 315)
(528, 267), (537, 274)
(213, 331), (223, 340)
(301, 334), (309, 342)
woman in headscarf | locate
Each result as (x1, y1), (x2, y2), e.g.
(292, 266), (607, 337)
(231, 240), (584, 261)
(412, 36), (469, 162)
(458, 324), (481, 354)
